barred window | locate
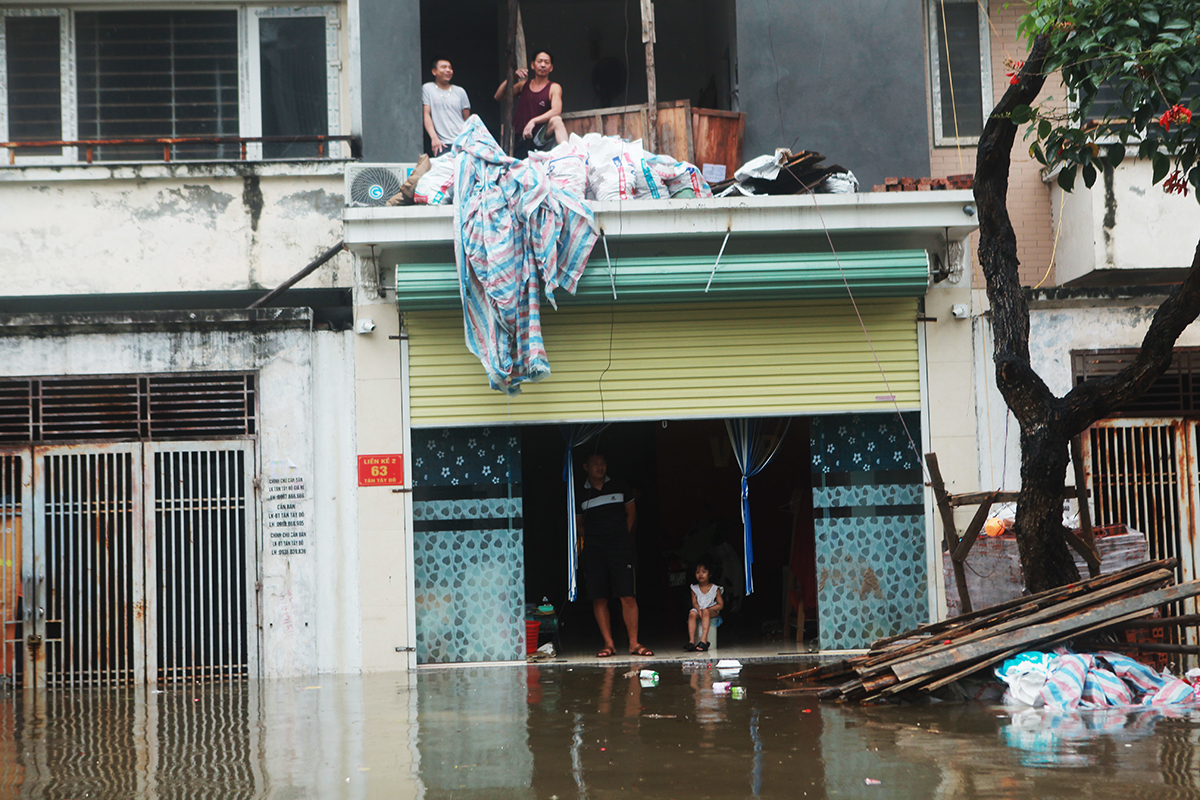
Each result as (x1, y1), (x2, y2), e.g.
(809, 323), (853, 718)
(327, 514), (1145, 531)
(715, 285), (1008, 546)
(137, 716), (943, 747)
(76, 10), (240, 161)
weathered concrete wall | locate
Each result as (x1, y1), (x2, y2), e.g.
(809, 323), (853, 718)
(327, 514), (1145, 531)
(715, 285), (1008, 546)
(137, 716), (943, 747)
(0, 167), (350, 295)
(353, 267), (414, 672)
(1052, 160), (1200, 284)
(923, 263), (979, 620)
(359, 0), (423, 161)
(0, 319), (360, 679)
(971, 298), (1200, 493)
(735, 0), (930, 189)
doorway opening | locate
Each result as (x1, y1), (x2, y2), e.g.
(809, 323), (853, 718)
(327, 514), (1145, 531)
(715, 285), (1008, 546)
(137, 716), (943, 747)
(411, 411), (928, 663)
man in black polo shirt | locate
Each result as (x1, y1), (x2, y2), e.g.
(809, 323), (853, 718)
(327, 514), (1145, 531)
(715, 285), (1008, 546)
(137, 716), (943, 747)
(576, 452), (653, 657)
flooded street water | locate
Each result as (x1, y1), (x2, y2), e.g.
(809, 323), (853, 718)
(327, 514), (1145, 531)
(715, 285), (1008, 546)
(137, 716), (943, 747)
(3, 659), (1200, 799)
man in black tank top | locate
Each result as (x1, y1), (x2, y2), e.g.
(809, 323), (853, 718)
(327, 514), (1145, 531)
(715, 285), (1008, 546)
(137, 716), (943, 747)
(575, 453), (654, 658)
(493, 50), (567, 158)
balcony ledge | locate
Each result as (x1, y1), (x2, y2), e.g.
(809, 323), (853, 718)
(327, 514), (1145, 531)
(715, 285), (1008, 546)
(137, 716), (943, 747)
(343, 190), (979, 256)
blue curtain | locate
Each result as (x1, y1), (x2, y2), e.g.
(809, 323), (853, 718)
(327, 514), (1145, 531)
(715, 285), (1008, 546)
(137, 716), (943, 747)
(561, 423), (610, 600)
(725, 418), (790, 595)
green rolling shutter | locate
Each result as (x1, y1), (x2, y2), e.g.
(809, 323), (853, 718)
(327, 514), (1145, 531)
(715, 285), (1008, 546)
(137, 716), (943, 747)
(395, 250), (929, 308)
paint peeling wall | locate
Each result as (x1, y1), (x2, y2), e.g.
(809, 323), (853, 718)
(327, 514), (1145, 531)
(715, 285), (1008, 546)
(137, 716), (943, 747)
(0, 321), (360, 679)
(1052, 160), (1200, 284)
(0, 168), (350, 295)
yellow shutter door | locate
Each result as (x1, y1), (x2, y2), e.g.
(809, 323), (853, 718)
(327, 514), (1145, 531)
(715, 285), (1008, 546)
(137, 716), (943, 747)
(405, 298), (919, 426)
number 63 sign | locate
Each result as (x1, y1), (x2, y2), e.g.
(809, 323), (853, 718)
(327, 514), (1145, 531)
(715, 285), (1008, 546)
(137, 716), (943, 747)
(358, 454), (404, 487)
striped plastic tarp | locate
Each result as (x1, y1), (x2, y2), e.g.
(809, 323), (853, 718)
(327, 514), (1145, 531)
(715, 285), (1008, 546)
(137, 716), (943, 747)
(450, 116), (599, 395)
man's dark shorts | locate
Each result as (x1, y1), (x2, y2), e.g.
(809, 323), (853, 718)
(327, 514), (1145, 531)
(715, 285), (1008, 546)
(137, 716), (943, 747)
(582, 538), (635, 599)
(513, 122), (552, 160)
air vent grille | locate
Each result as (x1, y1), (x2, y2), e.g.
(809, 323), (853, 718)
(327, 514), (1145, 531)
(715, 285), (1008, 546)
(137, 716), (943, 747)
(1073, 348), (1200, 416)
(0, 373), (256, 443)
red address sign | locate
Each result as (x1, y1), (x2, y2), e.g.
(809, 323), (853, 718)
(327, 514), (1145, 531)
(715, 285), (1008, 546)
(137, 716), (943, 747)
(358, 454), (404, 487)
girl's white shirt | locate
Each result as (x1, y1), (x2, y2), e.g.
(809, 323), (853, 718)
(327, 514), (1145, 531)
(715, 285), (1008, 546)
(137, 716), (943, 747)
(691, 583), (721, 610)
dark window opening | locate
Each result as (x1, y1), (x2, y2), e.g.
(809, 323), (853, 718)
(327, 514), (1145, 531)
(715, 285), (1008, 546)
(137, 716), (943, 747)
(934, 0), (983, 140)
(260, 16), (329, 159)
(5, 16), (62, 157)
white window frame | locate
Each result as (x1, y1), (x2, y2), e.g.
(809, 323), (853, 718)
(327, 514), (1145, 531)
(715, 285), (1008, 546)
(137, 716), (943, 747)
(927, 0), (993, 147)
(0, 8), (76, 164)
(243, 4), (342, 160)
(0, 4), (341, 166)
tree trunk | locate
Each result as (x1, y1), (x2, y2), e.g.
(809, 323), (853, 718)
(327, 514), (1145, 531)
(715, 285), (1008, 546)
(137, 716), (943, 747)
(974, 35), (1200, 592)
(1014, 426), (1079, 592)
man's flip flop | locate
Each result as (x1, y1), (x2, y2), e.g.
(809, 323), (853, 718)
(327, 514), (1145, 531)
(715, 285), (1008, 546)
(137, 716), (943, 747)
(597, 647), (616, 658)
(629, 645), (655, 657)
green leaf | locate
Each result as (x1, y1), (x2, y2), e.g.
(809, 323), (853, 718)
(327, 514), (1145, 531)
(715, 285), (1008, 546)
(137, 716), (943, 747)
(1107, 144), (1125, 167)
(1058, 166), (1077, 192)
(1038, 119), (1052, 139)
(1141, 9), (1160, 25)
(1083, 162), (1098, 187)
(1163, 18), (1190, 31)
(1011, 105), (1033, 125)
(1152, 151), (1170, 185)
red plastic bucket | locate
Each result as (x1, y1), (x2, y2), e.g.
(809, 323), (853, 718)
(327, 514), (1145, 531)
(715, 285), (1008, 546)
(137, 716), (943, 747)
(525, 620), (541, 654)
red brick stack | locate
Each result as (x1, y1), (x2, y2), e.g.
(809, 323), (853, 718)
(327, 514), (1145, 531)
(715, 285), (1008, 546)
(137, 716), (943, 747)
(873, 174), (973, 192)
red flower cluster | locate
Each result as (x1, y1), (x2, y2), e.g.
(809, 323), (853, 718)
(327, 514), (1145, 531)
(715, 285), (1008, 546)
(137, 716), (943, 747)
(1004, 58), (1026, 85)
(1163, 170), (1190, 196)
(1159, 104), (1192, 132)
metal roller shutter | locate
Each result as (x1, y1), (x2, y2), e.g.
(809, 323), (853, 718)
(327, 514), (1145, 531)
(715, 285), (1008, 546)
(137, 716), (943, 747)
(405, 298), (919, 426)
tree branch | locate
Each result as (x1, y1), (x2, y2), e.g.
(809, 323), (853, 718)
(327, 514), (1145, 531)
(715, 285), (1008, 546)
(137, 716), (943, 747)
(1063, 237), (1200, 432)
(974, 34), (1055, 428)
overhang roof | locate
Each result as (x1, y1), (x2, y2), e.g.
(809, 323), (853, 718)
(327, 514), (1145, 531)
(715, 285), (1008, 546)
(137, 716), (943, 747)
(343, 190), (979, 256)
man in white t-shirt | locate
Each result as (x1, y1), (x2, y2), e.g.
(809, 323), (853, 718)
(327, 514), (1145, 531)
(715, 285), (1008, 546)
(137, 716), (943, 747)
(421, 58), (471, 156)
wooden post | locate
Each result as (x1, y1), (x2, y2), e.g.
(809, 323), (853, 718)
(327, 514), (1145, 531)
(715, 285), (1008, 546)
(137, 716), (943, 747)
(515, 4), (527, 72)
(503, 0), (519, 156)
(1070, 434), (1100, 576)
(926, 453), (972, 614)
(640, 0), (658, 152)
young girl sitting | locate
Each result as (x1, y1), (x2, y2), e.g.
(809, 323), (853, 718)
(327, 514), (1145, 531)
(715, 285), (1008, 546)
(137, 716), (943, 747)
(685, 558), (724, 652)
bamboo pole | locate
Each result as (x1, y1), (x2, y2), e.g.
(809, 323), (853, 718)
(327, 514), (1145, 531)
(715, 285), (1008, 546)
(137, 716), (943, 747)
(503, 0), (519, 156)
(640, 0), (658, 152)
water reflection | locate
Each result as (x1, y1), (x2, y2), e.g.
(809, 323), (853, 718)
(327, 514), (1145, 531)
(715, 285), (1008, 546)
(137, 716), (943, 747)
(3, 663), (1200, 798)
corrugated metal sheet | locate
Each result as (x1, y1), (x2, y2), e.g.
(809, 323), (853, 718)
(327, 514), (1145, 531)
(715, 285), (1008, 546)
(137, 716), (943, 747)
(396, 250), (929, 309)
(406, 299), (920, 426)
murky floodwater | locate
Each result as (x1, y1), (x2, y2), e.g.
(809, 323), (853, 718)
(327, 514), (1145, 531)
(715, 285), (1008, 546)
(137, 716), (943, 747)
(3, 659), (1200, 799)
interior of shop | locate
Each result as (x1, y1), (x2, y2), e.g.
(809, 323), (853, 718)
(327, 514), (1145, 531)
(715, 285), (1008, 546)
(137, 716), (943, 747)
(418, 0), (737, 152)
(519, 416), (817, 656)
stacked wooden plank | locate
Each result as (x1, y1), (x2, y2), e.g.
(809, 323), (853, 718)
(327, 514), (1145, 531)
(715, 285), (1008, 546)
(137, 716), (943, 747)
(779, 559), (1200, 703)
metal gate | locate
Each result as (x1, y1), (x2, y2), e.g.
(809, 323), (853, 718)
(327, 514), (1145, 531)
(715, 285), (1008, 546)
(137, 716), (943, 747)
(0, 441), (256, 690)
(1083, 419), (1200, 645)
(147, 442), (257, 685)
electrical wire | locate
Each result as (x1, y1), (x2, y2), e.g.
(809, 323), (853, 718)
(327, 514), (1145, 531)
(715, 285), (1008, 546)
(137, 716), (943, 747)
(938, 0), (966, 174)
(1033, 187), (1066, 289)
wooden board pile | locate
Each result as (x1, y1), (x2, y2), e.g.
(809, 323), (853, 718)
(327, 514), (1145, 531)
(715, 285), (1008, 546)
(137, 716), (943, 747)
(778, 559), (1200, 704)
